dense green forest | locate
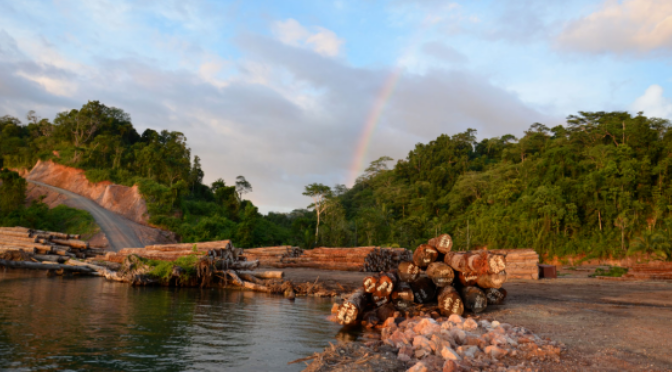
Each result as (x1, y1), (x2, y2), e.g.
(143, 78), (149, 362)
(0, 101), (314, 247)
(2, 101), (672, 259)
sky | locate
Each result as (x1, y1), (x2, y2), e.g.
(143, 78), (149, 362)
(1, 0), (672, 213)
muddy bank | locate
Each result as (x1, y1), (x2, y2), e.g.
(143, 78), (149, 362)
(25, 160), (149, 225)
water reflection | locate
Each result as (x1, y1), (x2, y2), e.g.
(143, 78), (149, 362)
(0, 269), (344, 372)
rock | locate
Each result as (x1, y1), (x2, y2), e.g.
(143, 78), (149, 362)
(457, 345), (480, 358)
(463, 318), (478, 330)
(398, 345), (414, 361)
(413, 335), (433, 357)
(442, 360), (458, 372)
(491, 320), (501, 328)
(478, 320), (491, 329)
(414, 318), (441, 336)
(484, 345), (509, 359)
(423, 356), (445, 371)
(448, 314), (464, 325)
(449, 328), (466, 345)
(441, 345), (461, 361)
(407, 362), (428, 372)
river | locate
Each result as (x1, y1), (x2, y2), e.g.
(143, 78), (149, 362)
(0, 269), (355, 372)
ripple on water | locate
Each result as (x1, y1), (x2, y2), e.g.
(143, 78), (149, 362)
(0, 269), (349, 372)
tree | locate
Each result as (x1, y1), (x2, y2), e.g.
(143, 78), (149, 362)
(235, 176), (252, 201)
(303, 183), (332, 245)
(0, 170), (26, 217)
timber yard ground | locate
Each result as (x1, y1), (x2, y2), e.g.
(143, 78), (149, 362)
(280, 266), (672, 372)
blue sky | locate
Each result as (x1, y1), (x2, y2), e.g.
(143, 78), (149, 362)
(1, 0), (671, 213)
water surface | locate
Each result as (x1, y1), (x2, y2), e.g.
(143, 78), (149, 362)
(0, 269), (350, 372)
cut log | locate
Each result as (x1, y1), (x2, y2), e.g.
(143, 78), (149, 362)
(235, 270), (283, 279)
(426, 262), (455, 287)
(0, 246), (36, 255)
(65, 259), (110, 274)
(476, 271), (507, 289)
(437, 286), (464, 316)
(337, 289), (369, 326)
(391, 281), (414, 302)
(0, 259), (96, 274)
(460, 286), (487, 314)
(363, 275), (378, 293)
(409, 277), (437, 304)
(444, 252), (468, 272)
(145, 240), (233, 251)
(458, 271), (479, 286)
(0, 227), (31, 233)
(413, 244), (439, 268)
(428, 234), (453, 254)
(52, 238), (89, 250)
(0, 231), (32, 239)
(374, 272), (398, 298)
(33, 230), (69, 239)
(398, 261), (421, 282)
(0, 240), (52, 251)
(376, 303), (397, 322)
(223, 270), (270, 292)
(52, 246), (71, 256)
(483, 287), (507, 305)
(33, 254), (67, 263)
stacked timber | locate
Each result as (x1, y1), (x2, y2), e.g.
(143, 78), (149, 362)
(241, 246), (303, 266)
(0, 226), (104, 259)
(275, 247), (412, 271)
(489, 249), (539, 280)
(104, 240), (255, 268)
(363, 247), (413, 272)
(623, 262), (672, 280)
(331, 234), (509, 327)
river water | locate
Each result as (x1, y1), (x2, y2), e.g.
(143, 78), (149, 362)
(0, 269), (354, 372)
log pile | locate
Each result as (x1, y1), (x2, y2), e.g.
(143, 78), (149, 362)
(623, 262), (672, 280)
(104, 240), (244, 264)
(364, 247), (413, 272)
(331, 234), (509, 327)
(0, 226), (104, 259)
(275, 247), (412, 271)
(240, 246), (302, 266)
(489, 249), (539, 280)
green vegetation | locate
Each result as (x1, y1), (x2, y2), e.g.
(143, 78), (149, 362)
(142, 255), (202, 283)
(0, 169), (99, 236)
(3, 103), (672, 258)
(590, 266), (629, 278)
(308, 112), (672, 260)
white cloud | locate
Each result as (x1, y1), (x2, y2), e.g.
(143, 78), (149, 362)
(556, 0), (672, 55)
(272, 19), (344, 57)
(632, 84), (672, 119)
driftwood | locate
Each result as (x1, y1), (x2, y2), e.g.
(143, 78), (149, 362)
(236, 270), (283, 279)
(223, 270), (270, 292)
(0, 259), (97, 275)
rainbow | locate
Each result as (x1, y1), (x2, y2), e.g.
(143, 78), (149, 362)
(347, 67), (403, 186)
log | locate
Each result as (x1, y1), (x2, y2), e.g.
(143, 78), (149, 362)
(0, 240), (52, 251)
(144, 240), (233, 251)
(33, 254), (67, 263)
(460, 286), (487, 314)
(0, 259), (96, 274)
(235, 270), (283, 279)
(426, 262), (455, 287)
(224, 270), (270, 292)
(337, 289), (368, 326)
(374, 272), (398, 298)
(0, 236), (37, 244)
(0, 231), (32, 239)
(413, 244), (439, 268)
(476, 271), (507, 289)
(483, 287), (507, 305)
(398, 261), (420, 282)
(33, 230), (69, 239)
(0, 246), (36, 254)
(52, 246), (71, 256)
(444, 252), (468, 272)
(363, 275), (378, 294)
(52, 238), (89, 250)
(372, 293), (390, 307)
(65, 259), (110, 274)
(437, 286), (464, 316)
(410, 277), (437, 304)
(0, 227), (31, 233)
(458, 271), (479, 286)
(428, 234), (453, 254)
(376, 303), (397, 322)
(391, 281), (414, 302)
(217, 260), (259, 271)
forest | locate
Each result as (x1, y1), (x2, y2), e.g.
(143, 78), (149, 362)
(1, 101), (672, 260)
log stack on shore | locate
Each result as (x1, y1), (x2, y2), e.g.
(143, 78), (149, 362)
(623, 262), (672, 280)
(332, 234), (511, 327)
(240, 246), (303, 266)
(489, 248), (539, 280)
(0, 226), (104, 259)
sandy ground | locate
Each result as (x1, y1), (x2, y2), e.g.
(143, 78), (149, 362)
(280, 266), (672, 371)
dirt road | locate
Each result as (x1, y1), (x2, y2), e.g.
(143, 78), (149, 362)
(28, 180), (143, 251)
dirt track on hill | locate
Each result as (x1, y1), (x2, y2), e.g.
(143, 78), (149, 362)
(27, 180), (144, 251)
